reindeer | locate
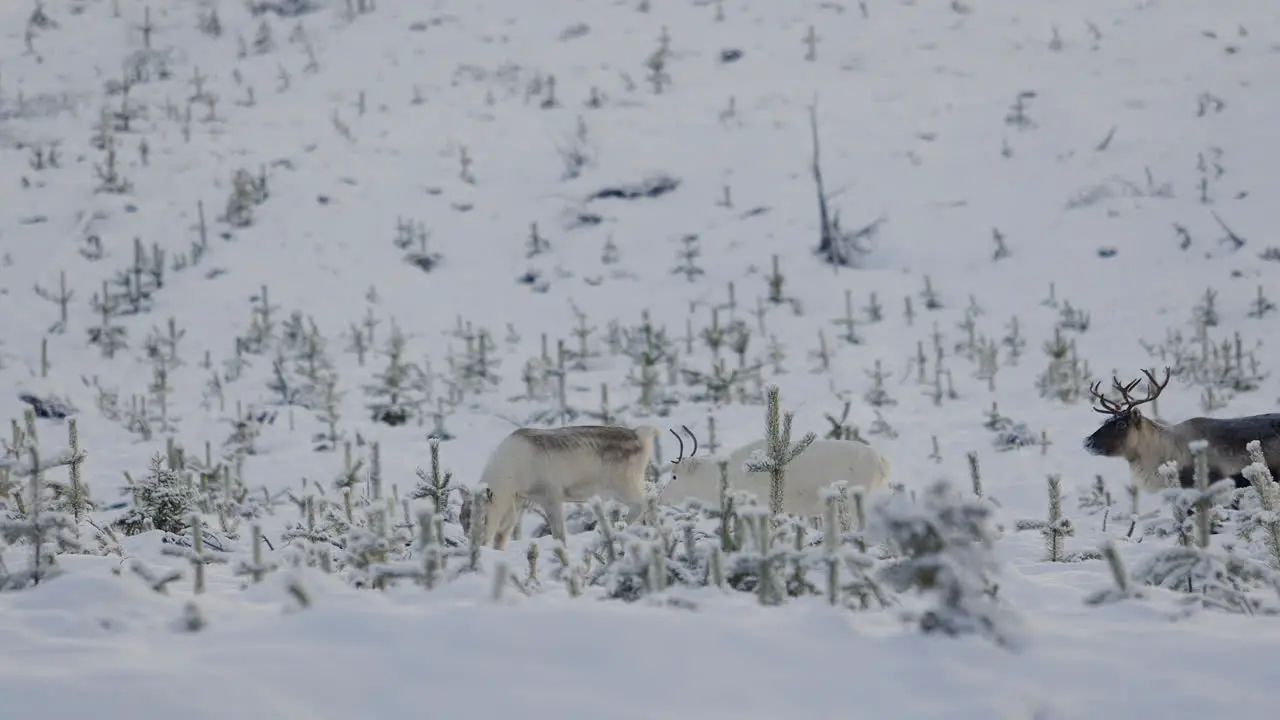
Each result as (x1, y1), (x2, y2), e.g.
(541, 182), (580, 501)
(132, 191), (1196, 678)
(1082, 367), (1280, 493)
(661, 426), (891, 523)
(474, 424), (663, 549)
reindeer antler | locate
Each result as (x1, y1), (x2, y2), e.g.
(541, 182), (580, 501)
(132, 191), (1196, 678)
(669, 428), (685, 464)
(1088, 378), (1139, 415)
(681, 425), (698, 457)
(1089, 367), (1171, 416)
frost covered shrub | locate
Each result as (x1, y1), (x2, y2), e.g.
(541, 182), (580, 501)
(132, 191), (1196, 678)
(1131, 446), (1280, 614)
(1132, 537), (1280, 615)
(411, 439), (460, 522)
(117, 454), (197, 535)
(528, 498), (612, 539)
(1239, 440), (1280, 569)
(279, 470), (477, 590)
(563, 491), (885, 609)
(0, 473), (82, 590)
(364, 323), (424, 427)
(871, 479), (1021, 647)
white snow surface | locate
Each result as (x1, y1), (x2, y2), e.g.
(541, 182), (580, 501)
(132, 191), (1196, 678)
(2, 0), (1280, 718)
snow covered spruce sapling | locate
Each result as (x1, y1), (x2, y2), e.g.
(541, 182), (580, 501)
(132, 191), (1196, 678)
(1015, 475), (1099, 562)
(117, 453), (198, 535)
(2, 411), (92, 518)
(1131, 441), (1280, 614)
(281, 440), (482, 592)
(744, 385), (816, 518)
(570, 496), (682, 603)
(620, 310), (675, 413)
(364, 321), (425, 426)
(334, 443), (410, 587)
(1084, 540), (1146, 606)
(161, 516), (227, 595)
(1239, 440), (1280, 568)
(367, 505), (461, 592)
(313, 366), (344, 451)
(561, 494), (749, 606)
(412, 438), (459, 522)
(872, 479), (1022, 647)
(223, 167), (268, 228)
(1035, 326), (1091, 403)
(568, 473), (887, 608)
(0, 416), (87, 590)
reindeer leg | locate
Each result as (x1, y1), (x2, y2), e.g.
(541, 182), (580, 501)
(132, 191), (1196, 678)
(480, 503), (499, 548)
(506, 499), (525, 541)
(491, 509), (512, 550)
(544, 494), (568, 545)
(528, 482), (569, 544)
(621, 496), (647, 527)
(483, 485), (519, 550)
(492, 502), (521, 550)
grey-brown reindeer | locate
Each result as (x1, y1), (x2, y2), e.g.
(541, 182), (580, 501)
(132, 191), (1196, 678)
(474, 424), (665, 549)
(1082, 367), (1280, 492)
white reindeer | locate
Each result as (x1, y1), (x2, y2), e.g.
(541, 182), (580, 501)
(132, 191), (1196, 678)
(661, 428), (891, 523)
(474, 424), (662, 549)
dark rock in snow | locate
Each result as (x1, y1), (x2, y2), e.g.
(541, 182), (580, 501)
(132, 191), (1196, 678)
(568, 213), (603, 229)
(372, 407), (410, 427)
(405, 250), (443, 273)
(993, 423), (1039, 452)
(517, 270), (550, 293)
(588, 174), (680, 202)
(246, 0), (322, 18)
(18, 392), (76, 419)
(560, 23), (590, 41)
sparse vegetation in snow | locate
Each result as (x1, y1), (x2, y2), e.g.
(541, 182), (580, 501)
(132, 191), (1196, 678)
(2, 0), (1280, 717)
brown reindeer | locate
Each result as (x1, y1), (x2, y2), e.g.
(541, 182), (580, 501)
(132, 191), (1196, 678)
(1082, 367), (1280, 492)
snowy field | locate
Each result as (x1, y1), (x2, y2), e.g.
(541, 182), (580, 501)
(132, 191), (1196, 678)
(3, 0), (1280, 717)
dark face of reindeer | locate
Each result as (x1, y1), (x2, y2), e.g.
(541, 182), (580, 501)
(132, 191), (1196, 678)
(1082, 410), (1142, 457)
(1082, 367), (1170, 459)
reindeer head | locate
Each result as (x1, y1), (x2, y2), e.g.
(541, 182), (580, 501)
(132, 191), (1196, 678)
(1082, 367), (1170, 457)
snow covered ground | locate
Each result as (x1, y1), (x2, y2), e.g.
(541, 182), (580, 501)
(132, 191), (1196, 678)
(2, 0), (1280, 717)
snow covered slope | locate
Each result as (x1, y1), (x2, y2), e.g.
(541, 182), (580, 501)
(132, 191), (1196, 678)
(2, 0), (1280, 718)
